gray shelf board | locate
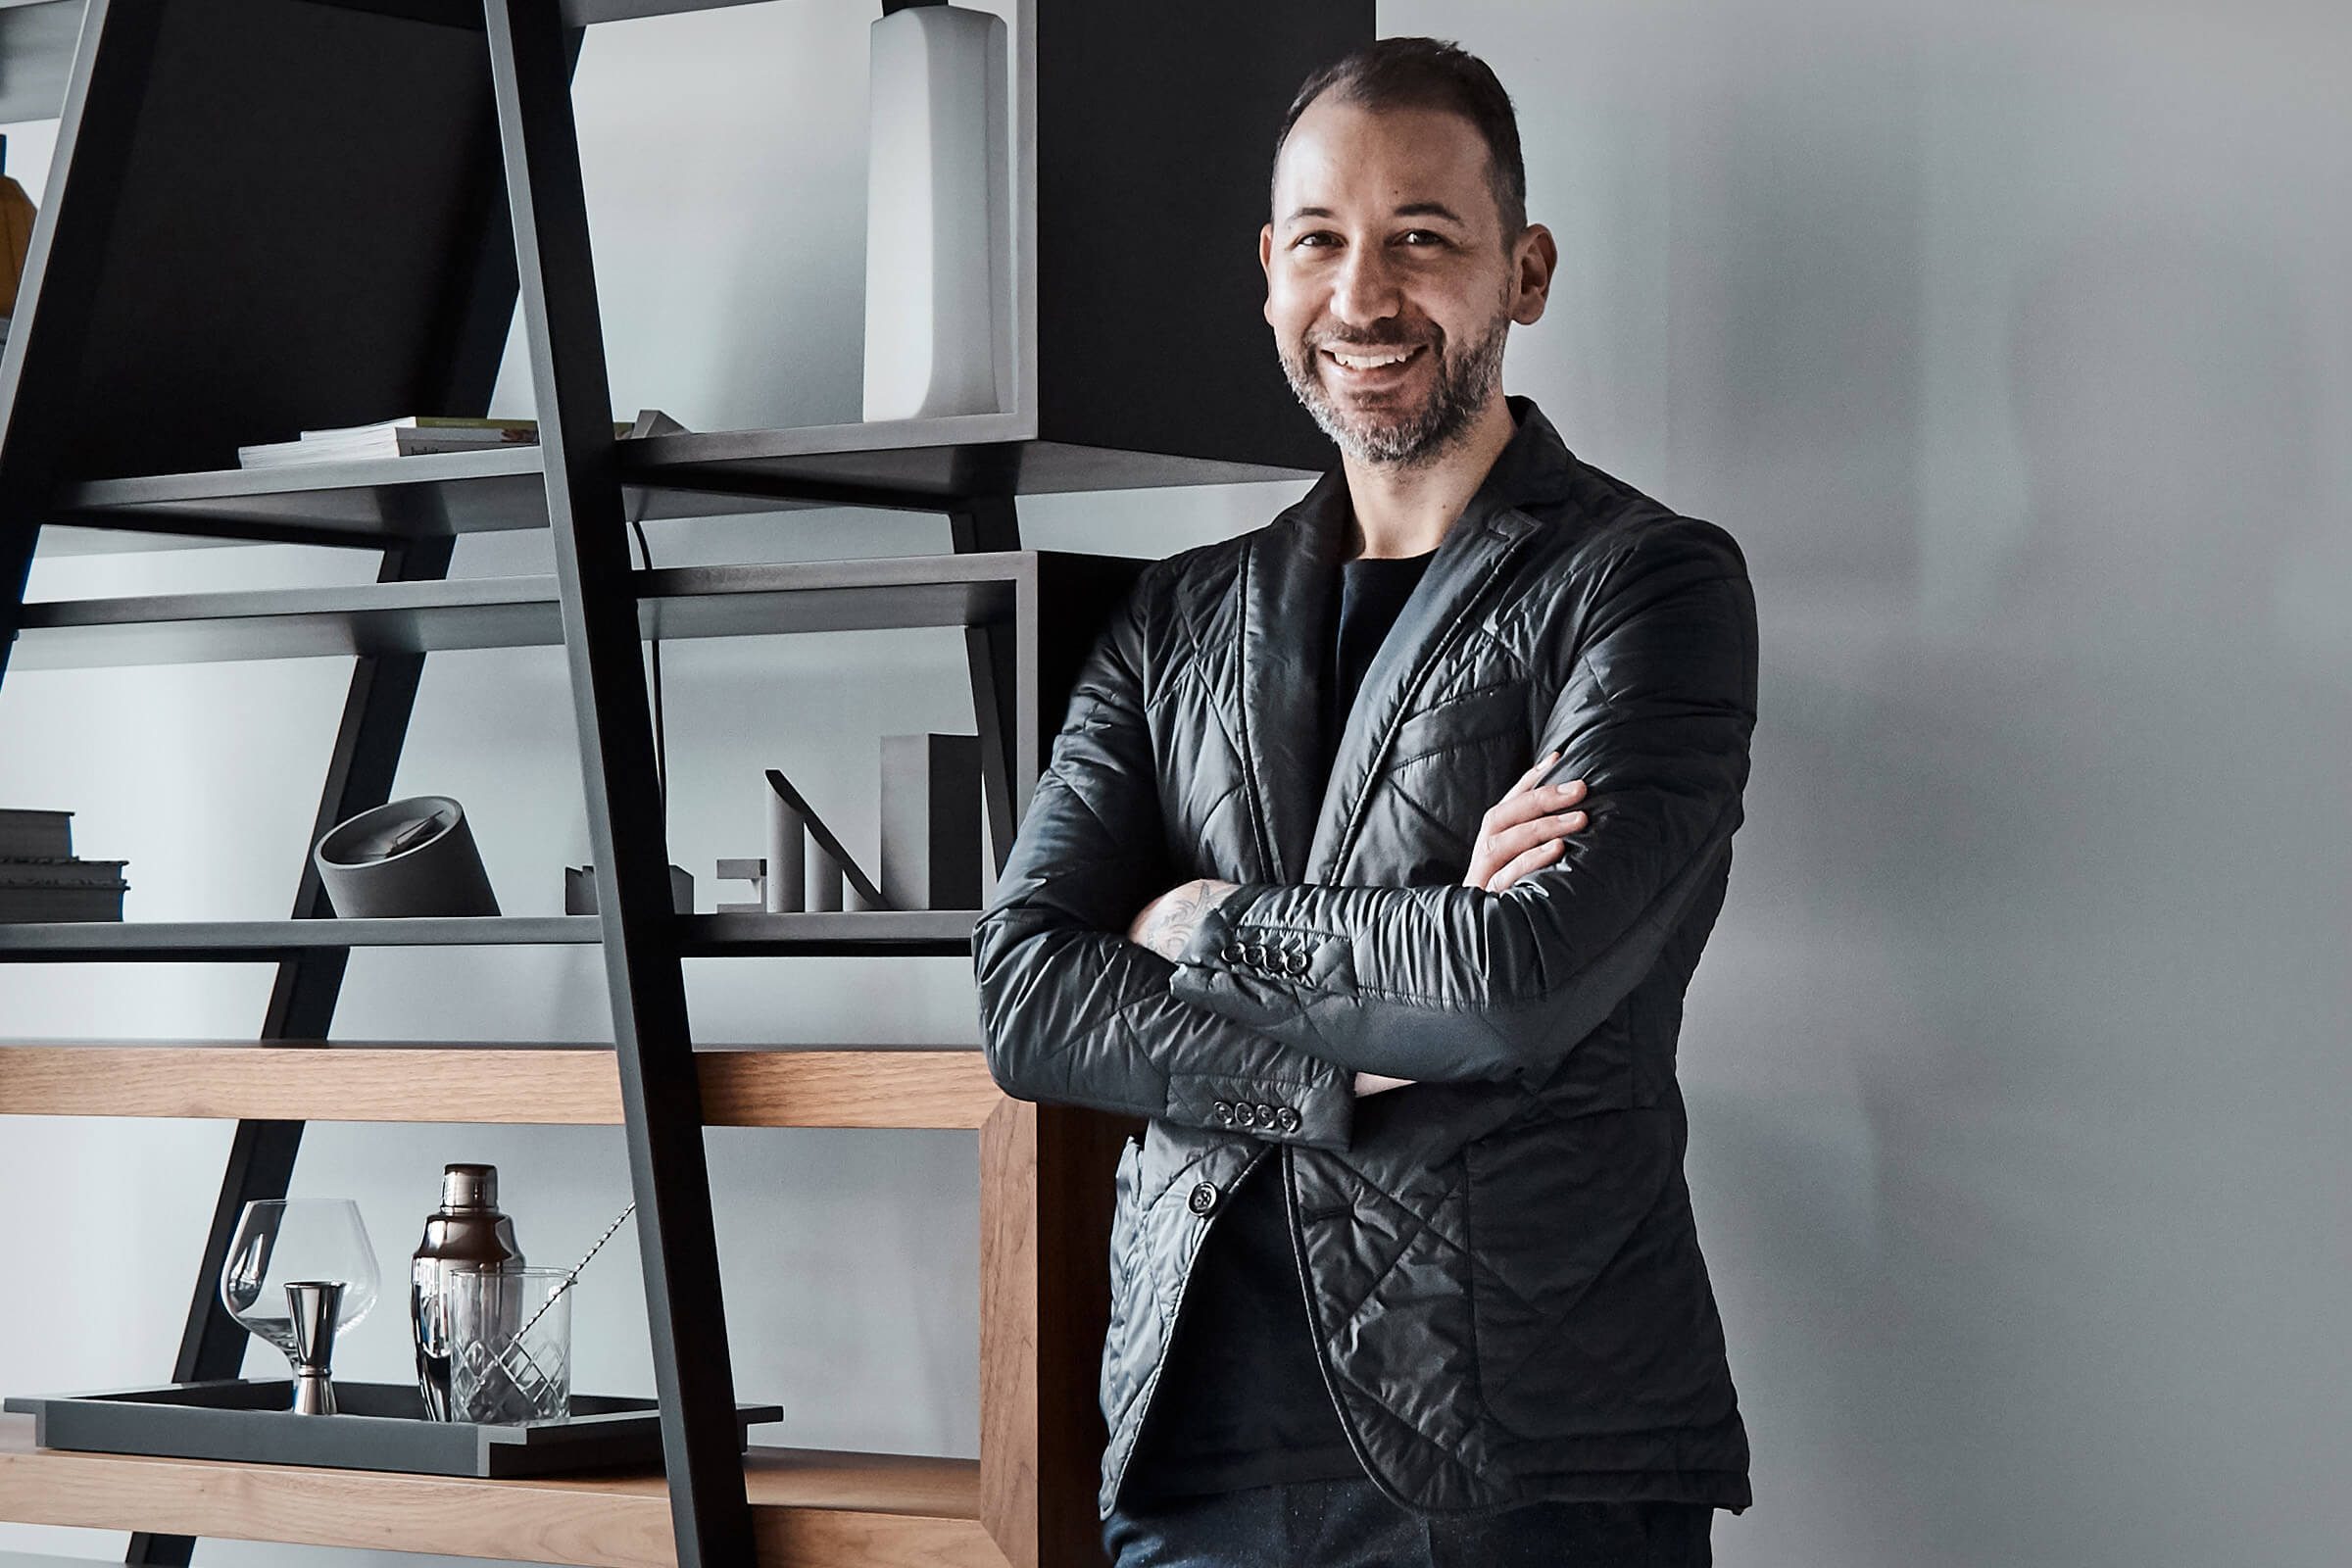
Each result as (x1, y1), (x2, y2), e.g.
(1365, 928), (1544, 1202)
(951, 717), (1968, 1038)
(681, 909), (978, 957)
(11, 552), (1031, 668)
(0, 910), (979, 960)
(627, 430), (1316, 506)
(0, 916), (592, 960)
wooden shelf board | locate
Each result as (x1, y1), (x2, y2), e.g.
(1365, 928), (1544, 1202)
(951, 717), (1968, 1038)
(10, 554), (1034, 669)
(0, 1416), (999, 1568)
(0, 910), (978, 960)
(0, 1043), (1002, 1129)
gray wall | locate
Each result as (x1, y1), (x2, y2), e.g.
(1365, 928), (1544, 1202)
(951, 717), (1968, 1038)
(4, 0), (2349, 1563)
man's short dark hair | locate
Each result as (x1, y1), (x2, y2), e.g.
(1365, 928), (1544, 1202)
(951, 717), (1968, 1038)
(1273, 37), (1528, 242)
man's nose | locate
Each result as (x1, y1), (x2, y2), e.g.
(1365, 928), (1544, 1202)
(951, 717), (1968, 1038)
(1329, 243), (1402, 327)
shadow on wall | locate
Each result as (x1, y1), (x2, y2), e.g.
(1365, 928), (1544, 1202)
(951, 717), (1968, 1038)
(1816, 223), (2351, 1567)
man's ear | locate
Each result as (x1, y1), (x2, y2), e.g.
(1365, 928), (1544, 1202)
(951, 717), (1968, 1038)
(1259, 223), (1276, 324)
(1511, 222), (1558, 326)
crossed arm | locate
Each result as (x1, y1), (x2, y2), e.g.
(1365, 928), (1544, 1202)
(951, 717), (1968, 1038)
(974, 522), (1756, 1147)
(1125, 754), (1592, 1096)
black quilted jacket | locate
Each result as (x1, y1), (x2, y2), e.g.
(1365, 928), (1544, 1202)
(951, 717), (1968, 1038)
(973, 401), (1756, 1519)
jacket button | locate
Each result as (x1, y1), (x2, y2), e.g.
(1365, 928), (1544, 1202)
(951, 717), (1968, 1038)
(1254, 1103), (1276, 1126)
(1277, 1106), (1301, 1133)
(1232, 1103), (1257, 1127)
(1221, 943), (1243, 963)
(1244, 943), (1267, 968)
(1187, 1182), (1219, 1216)
(1287, 951), (1310, 976)
(1212, 1101), (1233, 1123)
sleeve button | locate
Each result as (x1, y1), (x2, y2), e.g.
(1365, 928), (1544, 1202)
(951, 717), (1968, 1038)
(1287, 951), (1310, 975)
(1221, 943), (1244, 963)
(1254, 1104), (1276, 1126)
(1233, 1103), (1257, 1127)
(1212, 1101), (1233, 1123)
(1277, 1107), (1301, 1133)
(1188, 1182), (1220, 1216)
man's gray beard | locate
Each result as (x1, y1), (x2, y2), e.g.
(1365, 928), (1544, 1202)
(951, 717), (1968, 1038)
(1281, 311), (1510, 468)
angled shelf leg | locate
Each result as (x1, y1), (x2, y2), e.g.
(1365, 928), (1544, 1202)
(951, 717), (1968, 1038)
(126, 530), (460, 1568)
(484, 0), (754, 1563)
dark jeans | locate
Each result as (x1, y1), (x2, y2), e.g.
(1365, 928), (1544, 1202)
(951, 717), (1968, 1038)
(1105, 1479), (1714, 1568)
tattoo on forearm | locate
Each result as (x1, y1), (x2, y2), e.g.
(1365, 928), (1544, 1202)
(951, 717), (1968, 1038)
(1140, 879), (1238, 961)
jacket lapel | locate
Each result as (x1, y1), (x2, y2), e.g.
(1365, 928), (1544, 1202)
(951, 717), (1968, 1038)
(1301, 404), (1581, 884)
(1238, 470), (1349, 885)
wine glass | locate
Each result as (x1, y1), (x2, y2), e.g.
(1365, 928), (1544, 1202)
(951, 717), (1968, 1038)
(220, 1200), (380, 1406)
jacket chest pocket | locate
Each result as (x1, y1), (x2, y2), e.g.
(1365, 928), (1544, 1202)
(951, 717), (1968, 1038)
(1355, 681), (1537, 876)
(1387, 679), (1534, 772)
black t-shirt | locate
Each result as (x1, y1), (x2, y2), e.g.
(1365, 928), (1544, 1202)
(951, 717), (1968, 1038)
(1122, 548), (1436, 1503)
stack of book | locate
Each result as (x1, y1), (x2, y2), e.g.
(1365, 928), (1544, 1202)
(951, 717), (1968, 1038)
(236, 416), (635, 469)
(0, 808), (128, 922)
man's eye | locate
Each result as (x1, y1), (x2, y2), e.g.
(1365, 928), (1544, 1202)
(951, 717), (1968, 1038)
(1399, 230), (1448, 246)
(1295, 232), (1340, 249)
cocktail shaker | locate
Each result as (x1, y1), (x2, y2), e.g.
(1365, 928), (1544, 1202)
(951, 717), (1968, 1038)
(410, 1163), (523, 1420)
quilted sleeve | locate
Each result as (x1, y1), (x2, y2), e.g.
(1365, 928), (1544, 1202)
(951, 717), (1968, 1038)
(972, 572), (1355, 1149)
(1165, 520), (1757, 1086)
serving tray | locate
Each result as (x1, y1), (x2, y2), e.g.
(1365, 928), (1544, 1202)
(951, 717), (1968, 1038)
(4, 1380), (783, 1479)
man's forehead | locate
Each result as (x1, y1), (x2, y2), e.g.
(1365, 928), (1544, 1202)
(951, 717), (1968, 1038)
(1272, 100), (1495, 221)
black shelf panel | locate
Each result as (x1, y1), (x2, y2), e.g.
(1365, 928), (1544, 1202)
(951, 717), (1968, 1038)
(56, 448), (552, 548)
(46, 432), (1311, 548)
(0, 0), (874, 126)
(11, 552), (1033, 667)
(51, 447), (827, 550)
(0, 910), (978, 961)
(622, 426), (1314, 508)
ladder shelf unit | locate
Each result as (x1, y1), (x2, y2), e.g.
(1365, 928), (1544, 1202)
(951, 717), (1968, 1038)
(0, 0), (1373, 1564)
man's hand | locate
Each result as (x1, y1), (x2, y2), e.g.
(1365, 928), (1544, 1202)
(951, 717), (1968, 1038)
(1464, 751), (1589, 894)
(1358, 754), (1590, 1097)
(1128, 878), (1240, 961)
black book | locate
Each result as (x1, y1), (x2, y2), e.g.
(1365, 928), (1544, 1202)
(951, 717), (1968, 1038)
(0, 858), (130, 889)
(0, 808), (73, 859)
(0, 885), (125, 923)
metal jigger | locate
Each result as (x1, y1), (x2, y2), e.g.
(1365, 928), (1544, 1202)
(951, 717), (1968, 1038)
(284, 1280), (346, 1415)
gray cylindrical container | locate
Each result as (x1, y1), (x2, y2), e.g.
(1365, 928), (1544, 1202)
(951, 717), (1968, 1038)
(410, 1163), (524, 1420)
(315, 796), (499, 918)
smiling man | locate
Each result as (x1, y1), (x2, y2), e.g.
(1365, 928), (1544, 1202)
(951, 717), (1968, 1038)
(975, 37), (1756, 1568)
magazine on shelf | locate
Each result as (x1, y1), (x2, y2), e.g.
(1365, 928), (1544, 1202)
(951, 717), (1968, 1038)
(235, 416), (639, 469)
